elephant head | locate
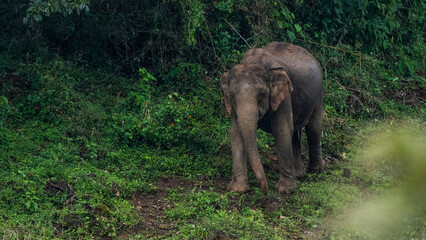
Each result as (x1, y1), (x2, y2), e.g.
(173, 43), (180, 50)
(220, 63), (294, 193)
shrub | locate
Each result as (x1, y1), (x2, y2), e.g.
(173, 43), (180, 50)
(112, 67), (228, 152)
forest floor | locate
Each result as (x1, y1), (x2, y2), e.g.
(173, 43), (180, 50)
(111, 126), (425, 240)
(1, 115), (425, 240)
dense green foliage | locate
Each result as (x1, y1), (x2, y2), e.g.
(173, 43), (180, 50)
(0, 0), (425, 239)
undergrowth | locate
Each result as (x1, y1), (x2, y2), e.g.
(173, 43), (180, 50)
(1, 43), (424, 238)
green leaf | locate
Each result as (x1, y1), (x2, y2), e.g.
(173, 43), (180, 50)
(287, 31), (296, 42)
(294, 24), (302, 32)
(34, 14), (42, 22)
(357, 0), (365, 9)
(273, 9), (280, 17)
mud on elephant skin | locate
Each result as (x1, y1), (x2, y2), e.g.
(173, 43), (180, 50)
(220, 42), (325, 194)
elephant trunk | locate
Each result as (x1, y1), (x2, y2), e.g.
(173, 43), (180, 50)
(236, 105), (268, 194)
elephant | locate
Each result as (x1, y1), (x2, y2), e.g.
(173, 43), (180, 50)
(220, 42), (324, 194)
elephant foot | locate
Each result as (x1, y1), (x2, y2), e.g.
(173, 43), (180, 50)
(295, 169), (306, 179)
(227, 180), (249, 193)
(308, 159), (325, 173)
(274, 178), (297, 194)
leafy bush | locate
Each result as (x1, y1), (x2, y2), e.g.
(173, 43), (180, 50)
(112, 67), (227, 152)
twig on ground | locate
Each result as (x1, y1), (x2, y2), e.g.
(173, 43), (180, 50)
(64, 193), (91, 206)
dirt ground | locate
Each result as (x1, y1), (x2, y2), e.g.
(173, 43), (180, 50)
(115, 151), (334, 239)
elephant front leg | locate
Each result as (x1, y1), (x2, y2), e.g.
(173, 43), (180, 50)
(227, 118), (249, 193)
(273, 103), (297, 193)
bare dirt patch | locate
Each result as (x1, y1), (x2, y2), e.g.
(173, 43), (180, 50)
(116, 175), (249, 238)
(117, 151), (299, 239)
(123, 177), (191, 238)
(118, 176), (229, 238)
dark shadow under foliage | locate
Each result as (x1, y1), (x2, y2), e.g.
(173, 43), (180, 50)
(2, 0), (424, 75)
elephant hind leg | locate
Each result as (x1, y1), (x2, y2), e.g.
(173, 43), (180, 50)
(293, 129), (305, 178)
(306, 102), (325, 173)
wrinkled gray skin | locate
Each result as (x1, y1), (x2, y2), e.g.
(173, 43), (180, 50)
(220, 42), (324, 194)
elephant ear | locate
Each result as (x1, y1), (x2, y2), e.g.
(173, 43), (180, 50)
(268, 67), (294, 111)
(219, 70), (232, 114)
